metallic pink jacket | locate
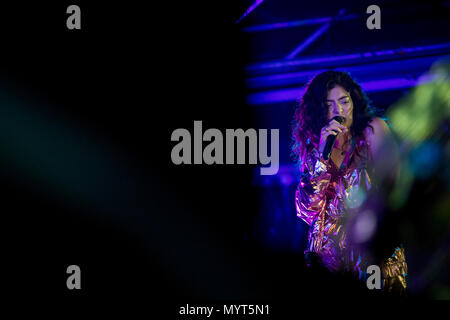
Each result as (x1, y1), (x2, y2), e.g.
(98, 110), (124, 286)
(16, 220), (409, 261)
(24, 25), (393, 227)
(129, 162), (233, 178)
(295, 137), (407, 292)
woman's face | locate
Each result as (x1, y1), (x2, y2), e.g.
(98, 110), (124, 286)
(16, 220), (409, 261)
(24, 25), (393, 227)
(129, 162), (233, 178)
(326, 85), (353, 128)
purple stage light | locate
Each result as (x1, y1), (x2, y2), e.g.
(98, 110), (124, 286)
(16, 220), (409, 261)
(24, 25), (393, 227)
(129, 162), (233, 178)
(247, 78), (421, 105)
(242, 14), (358, 32)
(243, 17), (332, 32)
(362, 78), (417, 91)
(246, 55), (445, 89)
(285, 9), (346, 59)
(246, 54), (362, 71)
(235, 0), (265, 24)
(246, 43), (450, 72)
(286, 23), (331, 59)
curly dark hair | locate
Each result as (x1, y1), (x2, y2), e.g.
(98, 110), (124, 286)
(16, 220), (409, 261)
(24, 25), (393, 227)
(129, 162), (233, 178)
(291, 70), (381, 165)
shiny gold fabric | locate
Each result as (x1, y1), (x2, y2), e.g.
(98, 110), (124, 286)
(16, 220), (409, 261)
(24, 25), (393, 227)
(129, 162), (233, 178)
(381, 247), (408, 294)
(295, 138), (407, 292)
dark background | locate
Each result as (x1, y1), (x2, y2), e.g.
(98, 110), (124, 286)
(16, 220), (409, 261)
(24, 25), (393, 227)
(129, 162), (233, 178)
(0, 0), (449, 314)
(0, 0), (263, 307)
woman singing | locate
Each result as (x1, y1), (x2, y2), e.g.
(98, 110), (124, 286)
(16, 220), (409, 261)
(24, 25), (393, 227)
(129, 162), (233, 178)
(291, 71), (407, 294)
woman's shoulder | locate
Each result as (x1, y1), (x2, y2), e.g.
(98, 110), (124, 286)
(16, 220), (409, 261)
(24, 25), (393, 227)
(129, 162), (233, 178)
(364, 117), (389, 137)
(363, 117), (391, 155)
(363, 117), (390, 141)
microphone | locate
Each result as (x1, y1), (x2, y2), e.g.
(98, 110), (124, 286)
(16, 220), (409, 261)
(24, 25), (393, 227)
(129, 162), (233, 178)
(323, 116), (344, 160)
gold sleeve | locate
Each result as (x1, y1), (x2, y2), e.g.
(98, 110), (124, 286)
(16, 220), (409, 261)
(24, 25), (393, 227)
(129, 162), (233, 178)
(295, 149), (332, 226)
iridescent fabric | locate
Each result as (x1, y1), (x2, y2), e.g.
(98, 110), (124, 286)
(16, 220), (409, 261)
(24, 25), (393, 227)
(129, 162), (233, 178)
(295, 136), (407, 293)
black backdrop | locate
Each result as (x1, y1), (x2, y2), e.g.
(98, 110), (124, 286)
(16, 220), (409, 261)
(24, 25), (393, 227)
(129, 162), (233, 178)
(1, 0), (266, 306)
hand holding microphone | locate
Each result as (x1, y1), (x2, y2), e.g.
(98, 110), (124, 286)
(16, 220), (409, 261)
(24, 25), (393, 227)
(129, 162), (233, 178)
(319, 116), (348, 160)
